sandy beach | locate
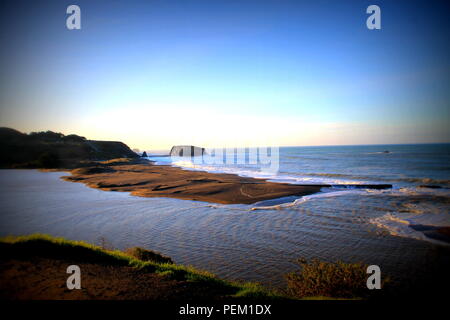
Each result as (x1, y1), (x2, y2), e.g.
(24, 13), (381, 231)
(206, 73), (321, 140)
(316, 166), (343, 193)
(60, 158), (393, 205)
(61, 159), (325, 204)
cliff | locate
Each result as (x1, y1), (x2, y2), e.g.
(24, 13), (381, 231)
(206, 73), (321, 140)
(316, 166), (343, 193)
(0, 127), (139, 169)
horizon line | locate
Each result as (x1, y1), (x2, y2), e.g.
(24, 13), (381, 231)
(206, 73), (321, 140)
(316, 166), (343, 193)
(144, 142), (450, 152)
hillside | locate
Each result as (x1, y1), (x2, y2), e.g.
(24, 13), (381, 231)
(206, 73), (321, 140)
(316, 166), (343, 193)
(0, 127), (138, 169)
(0, 234), (278, 300)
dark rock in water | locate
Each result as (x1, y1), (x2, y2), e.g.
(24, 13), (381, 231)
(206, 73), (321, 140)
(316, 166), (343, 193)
(383, 150), (390, 154)
(141, 151), (148, 157)
(410, 224), (450, 244)
(330, 184), (392, 190)
(359, 184), (392, 189)
(418, 185), (442, 189)
(170, 145), (205, 157)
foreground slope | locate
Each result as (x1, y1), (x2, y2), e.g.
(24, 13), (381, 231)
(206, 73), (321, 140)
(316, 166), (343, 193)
(0, 234), (280, 300)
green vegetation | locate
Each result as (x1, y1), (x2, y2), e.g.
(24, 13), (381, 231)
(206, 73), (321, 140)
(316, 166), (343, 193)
(0, 127), (138, 169)
(98, 158), (134, 165)
(36, 152), (60, 168)
(124, 247), (173, 264)
(0, 234), (279, 299)
(285, 258), (377, 299)
(1, 235), (381, 300)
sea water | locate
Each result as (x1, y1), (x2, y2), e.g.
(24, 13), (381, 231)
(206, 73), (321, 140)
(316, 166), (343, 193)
(1, 144), (449, 289)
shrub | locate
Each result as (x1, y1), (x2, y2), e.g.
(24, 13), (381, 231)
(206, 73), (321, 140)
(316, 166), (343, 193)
(125, 247), (173, 264)
(29, 130), (64, 141)
(285, 258), (370, 299)
(36, 152), (60, 168)
(63, 134), (86, 143)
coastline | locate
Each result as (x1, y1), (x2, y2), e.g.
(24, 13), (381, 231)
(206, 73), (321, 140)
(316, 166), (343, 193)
(1, 160), (449, 300)
(60, 158), (324, 204)
(59, 158), (393, 205)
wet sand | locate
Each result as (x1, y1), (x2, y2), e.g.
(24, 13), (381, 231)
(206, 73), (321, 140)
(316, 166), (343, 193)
(60, 159), (392, 204)
(61, 159), (324, 204)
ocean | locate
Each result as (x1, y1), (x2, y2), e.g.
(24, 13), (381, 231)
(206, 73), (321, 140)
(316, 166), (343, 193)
(1, 144), (449, 290)
(150, 144), (450, 243)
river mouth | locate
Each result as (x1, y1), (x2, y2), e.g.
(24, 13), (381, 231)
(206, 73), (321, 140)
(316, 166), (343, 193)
(0, 169), (449, 293)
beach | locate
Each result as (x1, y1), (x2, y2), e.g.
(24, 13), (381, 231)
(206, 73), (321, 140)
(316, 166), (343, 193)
(62, 159), (324, 204)
(61, 158), (391, 205)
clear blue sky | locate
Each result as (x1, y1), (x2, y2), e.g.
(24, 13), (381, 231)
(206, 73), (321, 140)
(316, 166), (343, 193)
(0, 0), (449, 149)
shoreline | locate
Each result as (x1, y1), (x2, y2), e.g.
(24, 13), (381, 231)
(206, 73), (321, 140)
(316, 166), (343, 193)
(60, 158), (391, 205)
(61, 158), (323, 204)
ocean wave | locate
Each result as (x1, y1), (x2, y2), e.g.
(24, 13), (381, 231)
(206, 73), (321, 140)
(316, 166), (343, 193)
(250, 186), (450, 211)
(381, 187), (450, 198)
(400, 177), (450, 185)
(250, 189), (370, 210)
(285, 172), (450, 186)
(148, 156), (450, 189)
(166, 160), (371, 185)
(295, 172), (375, 181)
(364, 151), (394, 155)
(369, 213), (450, 246)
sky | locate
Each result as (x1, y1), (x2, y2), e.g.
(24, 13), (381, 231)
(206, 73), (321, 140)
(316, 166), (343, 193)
(0, 0), (449, 150)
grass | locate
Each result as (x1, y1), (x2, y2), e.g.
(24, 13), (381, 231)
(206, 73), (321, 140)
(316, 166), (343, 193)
(124, 247), (173, 264)
(98, 158), (134, 165)
(0, 234), (280, 300)
(1, 234), (380, 300)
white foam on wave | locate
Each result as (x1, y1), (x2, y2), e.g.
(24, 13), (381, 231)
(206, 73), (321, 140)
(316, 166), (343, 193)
(359, 186), (450, 199)
(366, 187), (450, 245)
(149, 156), (369, 186)
(250, 189), (370, 210)
(364, 151), (395, 155)
(369, 213), (450, 246)
(268, 176), (365, 185)
(250, 186), (450, 210)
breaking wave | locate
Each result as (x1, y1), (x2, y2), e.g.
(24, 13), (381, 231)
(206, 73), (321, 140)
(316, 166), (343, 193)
(369, 213), (450, 246)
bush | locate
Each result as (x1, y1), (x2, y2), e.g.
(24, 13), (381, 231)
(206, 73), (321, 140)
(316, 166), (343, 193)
(29, 131), (64, 141)
(36, 152), (60, 168)
(63, 134), (86, 143)
(285, 258), (371, 299)
(125, 247), (173, 264)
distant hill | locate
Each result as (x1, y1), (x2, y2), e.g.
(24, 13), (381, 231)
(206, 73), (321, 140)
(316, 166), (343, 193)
(0, 127), (139, 168)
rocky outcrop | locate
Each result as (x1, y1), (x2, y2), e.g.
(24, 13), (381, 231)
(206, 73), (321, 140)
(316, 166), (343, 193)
(87, 140), (139, 159)
(169, 145), (205, 157)
(0, 127), (139, 168)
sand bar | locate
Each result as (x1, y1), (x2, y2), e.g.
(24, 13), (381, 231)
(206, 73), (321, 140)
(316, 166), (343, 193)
(61, 159), (391, 205)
